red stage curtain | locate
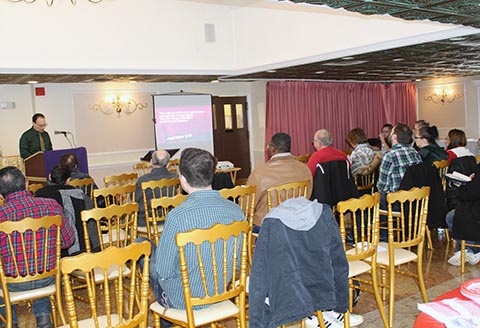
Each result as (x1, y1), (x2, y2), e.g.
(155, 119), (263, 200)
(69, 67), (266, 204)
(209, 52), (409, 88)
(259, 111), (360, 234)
(265, 81), (417, 158)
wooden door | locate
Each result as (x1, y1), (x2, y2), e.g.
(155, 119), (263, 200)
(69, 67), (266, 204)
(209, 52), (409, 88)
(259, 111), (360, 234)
(212, 96), (251, 181)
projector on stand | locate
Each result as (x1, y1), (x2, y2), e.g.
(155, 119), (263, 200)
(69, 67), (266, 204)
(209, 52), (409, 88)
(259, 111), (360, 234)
(216, 161), (234, 170)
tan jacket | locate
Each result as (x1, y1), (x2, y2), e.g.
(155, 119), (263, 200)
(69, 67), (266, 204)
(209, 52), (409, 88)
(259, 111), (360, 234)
(246, 154), (313, 227)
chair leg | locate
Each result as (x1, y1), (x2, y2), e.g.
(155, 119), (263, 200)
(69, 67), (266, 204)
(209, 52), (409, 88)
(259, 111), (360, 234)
(416, 246), (428, 303)
(445, 228), (451, 242)
(315, 311), (326, 328)
(461, 240), (466, 274)
(343, 311), (350, 328)
(371, 265), (388, 328)
(425, 228), (433, 250)
(388, 263), (395, 328)
(153, 312), (161, 328)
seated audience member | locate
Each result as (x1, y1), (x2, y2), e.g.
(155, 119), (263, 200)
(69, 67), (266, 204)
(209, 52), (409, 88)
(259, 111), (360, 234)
(35, 164), (98, 256)
(307, 129), (349, 176)
(414, 126), (448, 165)
(249, 197), (362, 327)
(446, 163), (480, 266)
(346, 128), (375, 175)
(134, 150), (177, 227)
(247, 133), (312, 232)
(0, 166), (75, 328)
(445, 129), (477, 211)
(140, 148), (245, 327)
(446, 129), (475, 163)
(413, 119), (429, 138)
(379, 123), (393, 152)
(59, 153), (98, 189)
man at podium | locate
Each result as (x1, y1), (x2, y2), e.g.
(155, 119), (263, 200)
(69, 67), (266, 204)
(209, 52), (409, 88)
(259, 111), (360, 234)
(19, 113), (53, 159)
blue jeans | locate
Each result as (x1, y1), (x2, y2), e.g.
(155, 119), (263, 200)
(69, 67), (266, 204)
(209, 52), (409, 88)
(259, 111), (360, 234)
(0, 276), (54, 324)
(134, 237), (173, 328)
(379, 192), (400, 242)
(445, 210), (480, 253)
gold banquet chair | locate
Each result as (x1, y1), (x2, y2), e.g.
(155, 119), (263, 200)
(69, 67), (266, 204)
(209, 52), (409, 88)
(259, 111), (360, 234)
(354, 171), (376, 195)
(133, 161), (153, 177)
(0, 216), (66, 328)
(147, 194), (187, 245)
(377, 186), (430, 328)
(266, 180), (309, 211)
(337, 193), (388, 328)
(93, 184), (136, 208)
(295, 153), (311, 164)
(150, 220), (249, 328)
(103, 172), (138, 188)
(432, 159), (449, 193)
(167, 159), (179, 173)
(61, 242), (151, 328)
(69, 177), (95, 199)
(28, 183), (44, 194)
(137, 178), (181, 238)
(219, 185), (256, 266)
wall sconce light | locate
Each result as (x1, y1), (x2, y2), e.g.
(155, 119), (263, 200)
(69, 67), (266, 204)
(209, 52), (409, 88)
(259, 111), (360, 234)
(424, 87), (463, 105)
(89, 95), (148, 115)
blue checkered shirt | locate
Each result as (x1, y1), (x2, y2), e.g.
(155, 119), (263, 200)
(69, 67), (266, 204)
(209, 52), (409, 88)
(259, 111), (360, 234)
(376, 143), (422, 193)
(155, 190), (245, 310)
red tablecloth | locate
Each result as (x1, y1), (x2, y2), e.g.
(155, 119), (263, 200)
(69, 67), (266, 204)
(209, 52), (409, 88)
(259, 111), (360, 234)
(413, 287), (469, 327)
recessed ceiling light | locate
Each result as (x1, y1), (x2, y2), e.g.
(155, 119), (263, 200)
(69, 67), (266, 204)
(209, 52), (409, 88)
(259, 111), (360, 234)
(392, 58), (404, 62)
(449, 37), (466, 41)
(357, 72), (367, 75)
(315, 71), (325, 74)
(211, 79), (219, 83)
(128, 80), (138, 84)
(341, 57), (354, 60)
(415, 79), (422, 81)
(266, 70), (277, 73)
(27, 80), (38, 84)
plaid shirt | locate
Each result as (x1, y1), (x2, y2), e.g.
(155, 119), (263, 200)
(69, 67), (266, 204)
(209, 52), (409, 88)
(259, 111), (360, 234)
(376, 143), (422, 193)
(0, 191), (75, 277)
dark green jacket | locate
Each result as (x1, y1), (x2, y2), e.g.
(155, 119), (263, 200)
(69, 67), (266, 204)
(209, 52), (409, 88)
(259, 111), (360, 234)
(19, 127), (53, 159)
(418, 143), (448, 165)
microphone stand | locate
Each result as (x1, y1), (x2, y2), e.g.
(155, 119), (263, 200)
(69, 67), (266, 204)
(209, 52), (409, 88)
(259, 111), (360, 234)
(61, 132), (75, 148)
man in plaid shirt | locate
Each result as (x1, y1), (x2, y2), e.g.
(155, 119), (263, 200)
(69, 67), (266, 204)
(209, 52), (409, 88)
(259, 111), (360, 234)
(376, 124), (422, 240)
(0, 166), (75, 328)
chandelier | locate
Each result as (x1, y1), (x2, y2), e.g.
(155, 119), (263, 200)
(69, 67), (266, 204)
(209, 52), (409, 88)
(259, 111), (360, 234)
(8, 0), (102, 6)
(424, 87), (463, 106)
(89, 95), (148, 116)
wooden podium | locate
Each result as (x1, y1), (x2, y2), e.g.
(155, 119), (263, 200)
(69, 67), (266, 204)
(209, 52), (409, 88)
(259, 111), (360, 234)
(25, 147), (88, 183)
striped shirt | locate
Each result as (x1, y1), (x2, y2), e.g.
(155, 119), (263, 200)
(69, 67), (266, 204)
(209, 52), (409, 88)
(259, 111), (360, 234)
(376, 143), (422, 193)
(155, 190), (245, 310)
(0, 191), (75, 277)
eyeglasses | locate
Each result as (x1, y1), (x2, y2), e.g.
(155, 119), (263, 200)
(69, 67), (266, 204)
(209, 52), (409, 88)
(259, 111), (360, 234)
(35, 122), (48, 128)
(414, 136), (421, 139)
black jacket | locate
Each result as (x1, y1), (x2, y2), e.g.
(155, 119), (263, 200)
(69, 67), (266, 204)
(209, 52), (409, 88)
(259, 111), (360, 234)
(399, 162), (447, 229)
(447, 156), (477, 211)
(452, 163), (480, 241)
(311, 160), (358, 206)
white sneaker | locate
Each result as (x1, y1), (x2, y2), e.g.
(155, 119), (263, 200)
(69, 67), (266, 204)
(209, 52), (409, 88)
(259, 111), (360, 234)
(305, 313), (343, 328)
(467, 252), (480, 265)
(448, 250), (475, 266)
(326, 311), (364, 327)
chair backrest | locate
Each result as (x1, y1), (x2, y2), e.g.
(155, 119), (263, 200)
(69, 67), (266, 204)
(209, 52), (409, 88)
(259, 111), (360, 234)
(93, 183), (136, 207)
(149, 194), (187, 245)
(266, 180), (309, 211)
(386, 186), (430, 248)
(103, 172), (138, 188)
(81, 203), (138, 252)
(337, 193), (380, 261)
(176, 220), (248, 324)
(432, 159), (449, 192)
(354, 171), (376, 195)
(61, 242), (151, 328)
(295, 154), (311, 164)
(69, 177), (95, 199)
(133, 161), (153, 177)
(141, 178), (181, 222)
(168, 159), (179, 173)
(477, 154), (480, 164)
(28, 183), (44, 194)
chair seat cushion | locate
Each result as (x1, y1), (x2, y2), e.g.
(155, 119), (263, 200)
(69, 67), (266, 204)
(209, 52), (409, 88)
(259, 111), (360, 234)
(376, 242), (418, 266)
(59, 314), (120, 328)
(137, 225), (164, 234)
(0, 284), (56, 303)
(348, 260), (372, 277)
(150, 300), (239, 326)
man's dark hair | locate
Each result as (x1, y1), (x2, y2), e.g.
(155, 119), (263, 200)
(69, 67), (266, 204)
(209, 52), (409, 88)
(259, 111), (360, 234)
(59, 153), (78, 168)
(270, 132), (291, 153)
(179, 148), (215, 188)
(415, 120), (429, 129)
(393, 123), (413, 144)
(50, 164), (72, 185)
(0, 166), (26, 198)
(32, 113), (45, 123)
(383, 123), (393, 130)
(418, 126), (439, 145)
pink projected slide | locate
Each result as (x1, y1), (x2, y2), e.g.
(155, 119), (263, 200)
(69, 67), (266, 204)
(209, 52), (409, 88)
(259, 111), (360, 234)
(154, 105), (213, 147)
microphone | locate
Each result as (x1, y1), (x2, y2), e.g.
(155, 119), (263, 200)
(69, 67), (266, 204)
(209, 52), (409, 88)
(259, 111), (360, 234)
(54, 130), (69, 135)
